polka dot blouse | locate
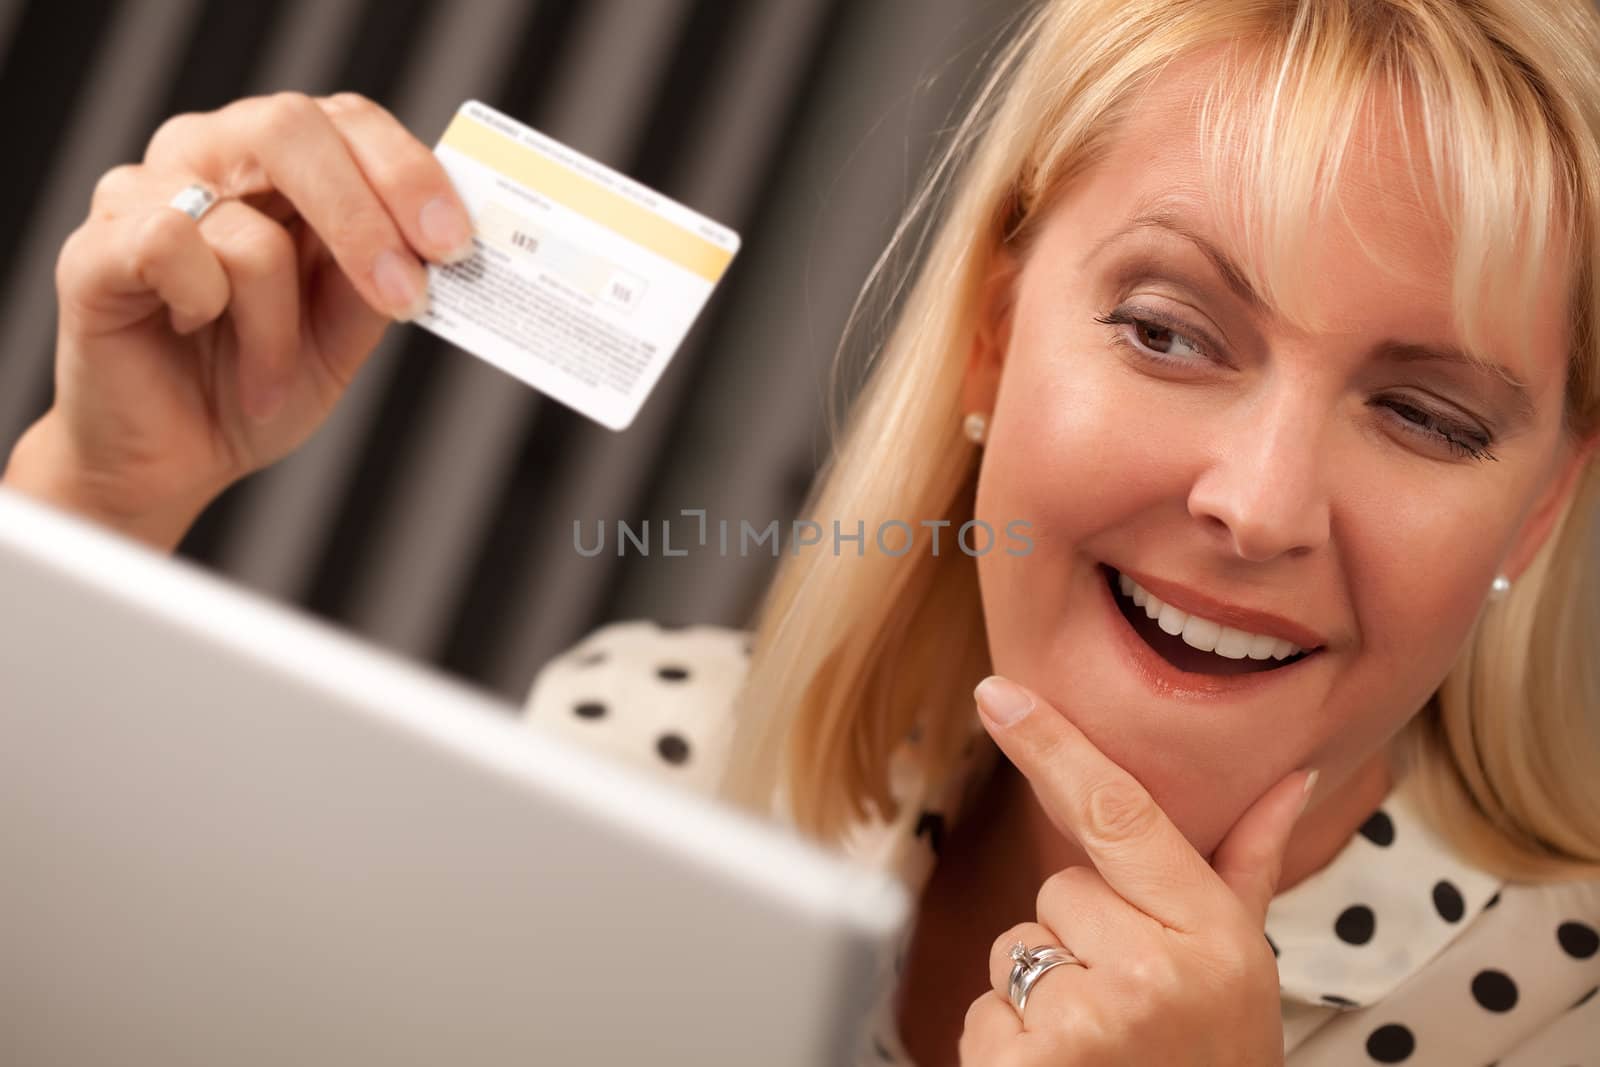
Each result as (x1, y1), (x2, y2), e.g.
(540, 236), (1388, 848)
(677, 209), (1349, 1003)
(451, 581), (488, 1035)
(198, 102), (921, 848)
(523, 620), (1600, 1065)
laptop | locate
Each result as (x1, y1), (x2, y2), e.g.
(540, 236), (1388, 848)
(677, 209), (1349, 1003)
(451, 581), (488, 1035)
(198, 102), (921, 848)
(0, 486), (909, 1066)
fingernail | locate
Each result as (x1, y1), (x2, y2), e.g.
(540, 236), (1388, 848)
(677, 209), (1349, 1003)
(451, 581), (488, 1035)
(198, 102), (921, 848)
(1299, 769), (1320, 816)
(419, 196), (474, 262)
(975, 675), (1034, 726)
(374, 249), (427, 320)
(438, 240), (475, 265)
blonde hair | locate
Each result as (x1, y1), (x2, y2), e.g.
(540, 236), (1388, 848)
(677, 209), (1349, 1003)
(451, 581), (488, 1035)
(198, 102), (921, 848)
(717, 0), (1600, 883)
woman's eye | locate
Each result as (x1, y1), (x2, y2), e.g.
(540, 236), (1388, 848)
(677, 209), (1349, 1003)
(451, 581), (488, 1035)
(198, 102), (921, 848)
(1092, 307), (1500, 466)
(1377, 398), (1499, 463)
(1093, 308), (1213, 366)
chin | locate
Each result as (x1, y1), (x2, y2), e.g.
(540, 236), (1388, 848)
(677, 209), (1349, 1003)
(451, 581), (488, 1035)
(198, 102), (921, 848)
(994, 556), (1342, 826)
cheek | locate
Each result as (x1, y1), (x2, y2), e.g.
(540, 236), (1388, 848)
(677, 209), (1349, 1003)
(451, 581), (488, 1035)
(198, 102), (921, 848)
(971, 341), (1177, 643)
(1342, 488), (1512, 697)
(980, 343), (1189, 542)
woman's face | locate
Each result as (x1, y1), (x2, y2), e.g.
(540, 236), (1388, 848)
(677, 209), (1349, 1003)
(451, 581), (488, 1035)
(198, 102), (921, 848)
(968, 54), (1588, 858)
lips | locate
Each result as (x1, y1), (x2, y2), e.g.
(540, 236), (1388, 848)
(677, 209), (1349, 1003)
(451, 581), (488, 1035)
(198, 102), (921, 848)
(1097, 563), (1321, 699)
(1115, 565), (1329, 651)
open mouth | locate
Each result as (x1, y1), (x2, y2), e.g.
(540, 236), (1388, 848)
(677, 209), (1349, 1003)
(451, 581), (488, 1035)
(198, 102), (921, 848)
(1098, 563), (1318, 678)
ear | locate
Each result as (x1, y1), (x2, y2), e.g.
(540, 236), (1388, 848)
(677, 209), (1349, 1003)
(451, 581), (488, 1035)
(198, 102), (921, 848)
(1499, 430), (1600, 581)
(961, 248), (1022, 416)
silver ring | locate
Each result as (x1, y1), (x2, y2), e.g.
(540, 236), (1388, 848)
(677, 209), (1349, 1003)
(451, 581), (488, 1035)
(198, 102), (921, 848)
(1007, 940), (1084, 1018)
(168, 182), (220, 222)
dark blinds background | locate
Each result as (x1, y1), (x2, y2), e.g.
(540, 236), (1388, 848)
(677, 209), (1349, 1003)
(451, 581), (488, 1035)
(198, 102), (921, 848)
(0, 0), (1028, 706)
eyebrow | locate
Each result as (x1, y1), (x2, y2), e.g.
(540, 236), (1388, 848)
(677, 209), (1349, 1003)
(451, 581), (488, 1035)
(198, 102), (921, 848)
(1084, 204), (1269, 312)
(1086, 205), (1538, 428)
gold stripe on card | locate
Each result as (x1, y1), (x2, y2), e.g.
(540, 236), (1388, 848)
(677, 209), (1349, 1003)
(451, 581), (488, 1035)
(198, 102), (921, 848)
(439, 112), (734, 283)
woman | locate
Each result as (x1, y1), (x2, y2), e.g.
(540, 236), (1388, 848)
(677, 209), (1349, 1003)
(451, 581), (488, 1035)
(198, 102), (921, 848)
(5, 0), (1599, 1063)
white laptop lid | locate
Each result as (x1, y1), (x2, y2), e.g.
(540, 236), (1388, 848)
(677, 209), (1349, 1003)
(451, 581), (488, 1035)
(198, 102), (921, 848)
(0, 487), (910, 1066)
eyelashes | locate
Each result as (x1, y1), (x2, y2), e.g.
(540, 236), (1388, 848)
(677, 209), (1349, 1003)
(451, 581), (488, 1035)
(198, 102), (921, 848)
(1092, 306), (1500, 464)
(1093, 307), (1217, 365)
(1378, 399), (1498, 462)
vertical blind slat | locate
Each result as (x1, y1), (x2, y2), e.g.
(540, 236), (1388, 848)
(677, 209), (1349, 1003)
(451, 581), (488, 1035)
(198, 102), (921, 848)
(208, 0), (530, 602)
(578, 0), (844, 635)
(247, 0), (365, 94)
(610, 0), (1025, 631)
(477, 0), (840, 695)
(0, 0), (119, 308)
(294, 0), (641, 626)
(473, 0), (853, 695)
(0, 0), (199, 447)
(340, 0), (697, 663)
(438, 0), (785, 689)
(0, 0), (30, 64)
(174, 0), (446, 568)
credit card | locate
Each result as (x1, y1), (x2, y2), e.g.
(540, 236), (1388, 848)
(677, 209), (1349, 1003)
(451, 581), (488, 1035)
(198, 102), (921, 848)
(416, 99), (741, 431)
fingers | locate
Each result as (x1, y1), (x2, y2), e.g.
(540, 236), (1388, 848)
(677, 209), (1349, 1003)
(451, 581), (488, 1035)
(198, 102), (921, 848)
(72, 91), (468, 417)
(145, 92), (432, 322)
(291, 225), (389, 392)
(983, 921), (1094, 1059)
(56, 200), (230, 338)
(974, 674), (1220, 933)
(958, 991), (1023, 1060)
(201, 198), (301, 420)
(988, 921), (1069, 999)
(989, 917), (1099, 1020)
(69, 165), (302, 420)
(316, 92), (475, 264)
(1031, 864), (1132, 964)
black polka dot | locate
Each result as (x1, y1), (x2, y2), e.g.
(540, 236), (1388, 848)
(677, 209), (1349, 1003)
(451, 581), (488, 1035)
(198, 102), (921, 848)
(573, 701), (607, 719)
(656, 664), (691, 682)
(1321, 993), (1357, 1008)
(1365, 1022), (1415, 1062)
(656, 732), (691, 765)
(1484, 890), (1501, 909)
(1432, 880), (1465, 923)
(1557, 920), (1598, 959)
(872, 1036), (894, 1061)
(1572, 985), (1596, 1010)
(1335, 904), (1376, 945)
(574, 650), (608, 666)
(1265, 932), (1279, 958)
(1470, 969), (1518, 1012)
(915, 810), (946, 857)
(1358, 809), (1395, 847)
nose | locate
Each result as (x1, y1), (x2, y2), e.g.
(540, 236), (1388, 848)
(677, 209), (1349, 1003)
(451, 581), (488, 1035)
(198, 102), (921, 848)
(1185, 394), (1332, 562)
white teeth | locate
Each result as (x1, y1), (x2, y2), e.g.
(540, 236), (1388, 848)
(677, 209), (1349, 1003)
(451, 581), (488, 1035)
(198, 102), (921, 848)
(1213, 626), (1253, 659)
(1246, 633), (1279, 660)
(1180, 614), (1221, 651)
(1111, 568), (1306, 660)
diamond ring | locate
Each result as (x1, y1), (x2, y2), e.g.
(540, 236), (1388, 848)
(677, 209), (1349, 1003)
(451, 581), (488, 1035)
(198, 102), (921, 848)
(1007, 939), (1085, 1018)
(168, 182), (221, 222)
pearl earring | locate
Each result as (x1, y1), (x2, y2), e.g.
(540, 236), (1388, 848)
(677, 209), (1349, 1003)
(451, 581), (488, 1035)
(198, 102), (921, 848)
(1488, 574), (1511, 600)
(963, 412), (988, 445)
